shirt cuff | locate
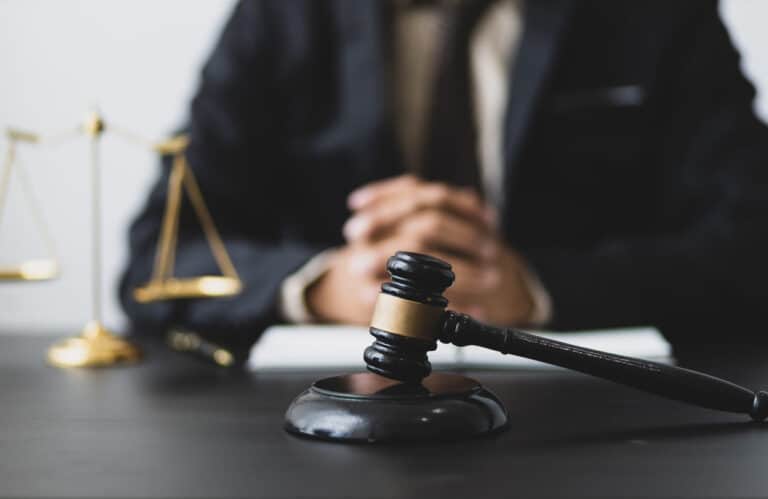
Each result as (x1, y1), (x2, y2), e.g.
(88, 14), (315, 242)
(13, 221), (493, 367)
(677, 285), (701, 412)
(521, 264), (553, 327)
(278, 249), (337, 323)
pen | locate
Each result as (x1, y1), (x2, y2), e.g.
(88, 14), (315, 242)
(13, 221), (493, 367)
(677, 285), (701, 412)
(166, 329), (235, 367)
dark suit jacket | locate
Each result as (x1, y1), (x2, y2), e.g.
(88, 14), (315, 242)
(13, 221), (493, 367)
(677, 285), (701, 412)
(120, 0), (768, 354)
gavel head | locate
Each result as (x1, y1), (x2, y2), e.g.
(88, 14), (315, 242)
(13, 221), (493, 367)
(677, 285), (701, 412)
(363, 251), (455, 383)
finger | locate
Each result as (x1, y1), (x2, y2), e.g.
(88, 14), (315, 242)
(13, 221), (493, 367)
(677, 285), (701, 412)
(363, 234), (499, 289)
(359, 278), (383, 310)
(440, 255), (500, 298)
(360, 241), (499, 323)
(344, 183), (493, 242)
(397, 209), (497, 262)
(448, 303), (489, 323)
(379, 183), (490, 225)
(347, 174), (419, 210)
(345, 244), (390, 279)
(367, 237), (431, 275)
(344, 278), (382, 326)
(436, 290), (489, 322)
(369, 241), (500, 298)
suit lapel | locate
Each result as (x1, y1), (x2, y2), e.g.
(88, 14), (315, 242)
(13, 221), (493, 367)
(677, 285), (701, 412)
(336, 0), (574, 191)
(335, 0), (404, 182)
(502, 0), (574, 216)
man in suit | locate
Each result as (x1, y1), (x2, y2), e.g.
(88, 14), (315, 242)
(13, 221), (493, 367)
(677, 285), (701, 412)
(121, 0), (768, 356)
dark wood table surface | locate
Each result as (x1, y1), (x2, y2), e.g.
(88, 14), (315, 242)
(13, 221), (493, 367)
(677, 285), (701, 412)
(1, 333), (767, 498)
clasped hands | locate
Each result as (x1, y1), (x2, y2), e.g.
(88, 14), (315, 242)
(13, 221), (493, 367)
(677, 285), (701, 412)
(307, 174), (537, 326)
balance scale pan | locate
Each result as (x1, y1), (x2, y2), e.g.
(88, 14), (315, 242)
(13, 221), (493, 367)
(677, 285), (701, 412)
(0, 259), (58, 281)
(134, 276), (242, 303)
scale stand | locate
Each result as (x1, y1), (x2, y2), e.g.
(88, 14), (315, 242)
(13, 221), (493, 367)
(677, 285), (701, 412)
(47, 113), (140, 368)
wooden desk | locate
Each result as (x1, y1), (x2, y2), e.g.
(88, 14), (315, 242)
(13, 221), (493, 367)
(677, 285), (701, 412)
(1, 334), (766, 498)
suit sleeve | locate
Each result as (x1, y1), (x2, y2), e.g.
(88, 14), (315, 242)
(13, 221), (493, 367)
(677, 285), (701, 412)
(526, 2), (768, 345)
(119, 0), (325, 353)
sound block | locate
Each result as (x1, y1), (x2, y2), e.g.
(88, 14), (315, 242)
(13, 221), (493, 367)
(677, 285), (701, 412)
(284, 372), (508, 443)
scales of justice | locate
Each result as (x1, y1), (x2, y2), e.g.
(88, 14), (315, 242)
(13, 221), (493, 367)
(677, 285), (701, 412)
(0, 111), (242, 368)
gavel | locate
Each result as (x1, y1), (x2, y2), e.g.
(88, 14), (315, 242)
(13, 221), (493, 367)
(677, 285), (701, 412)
(364, 251), (768, 421)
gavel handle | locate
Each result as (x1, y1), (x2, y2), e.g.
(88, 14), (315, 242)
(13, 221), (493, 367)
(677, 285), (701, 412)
(440, 311), (768, 421)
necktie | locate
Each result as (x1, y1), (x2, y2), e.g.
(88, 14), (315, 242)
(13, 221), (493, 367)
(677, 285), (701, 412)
(421, 0), (495, 194)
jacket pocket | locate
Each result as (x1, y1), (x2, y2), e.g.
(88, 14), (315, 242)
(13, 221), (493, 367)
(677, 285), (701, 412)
(548, 84), (646, 113)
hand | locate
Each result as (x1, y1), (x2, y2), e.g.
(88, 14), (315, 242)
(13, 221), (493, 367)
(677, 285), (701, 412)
(444, 245), (536, 326)
(308, 175), (538, 326)
(307, 232), (537, 327)
(346, 235), (536, 326)
(344, 174), (496, 246)
(305, 245), (384, 326)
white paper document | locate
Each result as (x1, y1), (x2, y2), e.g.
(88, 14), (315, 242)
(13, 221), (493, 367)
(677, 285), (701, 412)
(247, 325), (671, 371)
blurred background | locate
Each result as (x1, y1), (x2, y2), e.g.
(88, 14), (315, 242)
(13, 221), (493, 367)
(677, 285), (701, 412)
(0, 0), (767, 334)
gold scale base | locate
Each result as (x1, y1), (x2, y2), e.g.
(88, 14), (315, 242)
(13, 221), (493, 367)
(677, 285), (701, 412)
(47, 321), (141, 368)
